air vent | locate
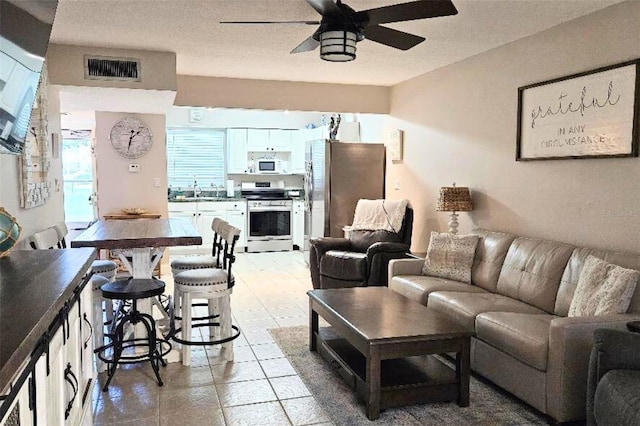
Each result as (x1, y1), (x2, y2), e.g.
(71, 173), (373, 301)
(84, 55), (141, 81)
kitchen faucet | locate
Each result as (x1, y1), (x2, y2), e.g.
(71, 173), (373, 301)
(193, 176), (202, 198)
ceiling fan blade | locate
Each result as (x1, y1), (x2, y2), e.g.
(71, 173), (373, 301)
(220, 20), (320, 25)
(363, 25), (425, 50)
(305, 0), (343, 17)
(291, 36), (321, 54)
(357, 0), (458, 26)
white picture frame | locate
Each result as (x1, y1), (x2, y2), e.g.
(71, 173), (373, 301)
(389, 129), (403, 161)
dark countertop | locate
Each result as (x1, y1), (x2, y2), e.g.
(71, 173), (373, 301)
(0, 248), (97, 391)
(168, 197), (245, 202)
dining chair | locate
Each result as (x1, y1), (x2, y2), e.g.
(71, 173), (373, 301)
(172, 222), (241, 366)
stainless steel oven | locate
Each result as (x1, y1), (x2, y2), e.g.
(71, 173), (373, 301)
(242, 181), (293, 252)
(247, 199), (293, 252)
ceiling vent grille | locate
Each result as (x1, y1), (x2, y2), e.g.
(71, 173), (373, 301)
(84, 56), (141, 81)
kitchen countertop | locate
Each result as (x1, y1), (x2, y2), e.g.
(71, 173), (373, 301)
(0, 248), (96, 391)
(169, 197), (245, 202)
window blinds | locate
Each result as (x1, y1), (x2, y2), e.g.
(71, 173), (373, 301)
(166, 128), (225, 189)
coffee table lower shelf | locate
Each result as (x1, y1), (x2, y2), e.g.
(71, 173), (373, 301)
(316, 327), (460, 413)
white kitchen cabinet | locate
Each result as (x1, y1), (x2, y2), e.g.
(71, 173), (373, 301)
(247, 129), (271, 151)
(224, 201), (247, 248)
(247, 128), (293, 153)
(0, 263), (94, 426)
(64, 303), (83, 425)
(292, 200), (305, 250)
(226, 129), (248, 173)
(198, 202), (227, 247)
(290, 130), (306, 174)
(169, 201), (248, 251)
(0, 374), (33, 426)
(268, 129), (293, 152)
(78, 284), (95, 423)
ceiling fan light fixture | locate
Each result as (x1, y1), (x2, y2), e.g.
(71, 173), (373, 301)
(319, 30), (357, 62)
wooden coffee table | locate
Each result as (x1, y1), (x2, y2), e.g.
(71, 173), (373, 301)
(308, 287), (473, 420)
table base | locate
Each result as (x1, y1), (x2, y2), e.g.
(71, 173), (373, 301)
(314, 327), (466, 419)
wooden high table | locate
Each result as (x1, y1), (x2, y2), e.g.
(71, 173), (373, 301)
(71, 218), (202, 362)
(308, 287), (473, 420)
(71, 218), (201, 279)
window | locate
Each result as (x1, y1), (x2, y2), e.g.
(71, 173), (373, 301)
(166, 128), (225, 188)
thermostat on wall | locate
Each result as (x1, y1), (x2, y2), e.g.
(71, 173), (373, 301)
(128, 163), (140, 173)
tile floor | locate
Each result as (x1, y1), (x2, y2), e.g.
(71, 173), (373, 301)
(90, 251), (333, 426)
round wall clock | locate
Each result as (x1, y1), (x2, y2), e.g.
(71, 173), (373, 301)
(109, 117), (153, 159)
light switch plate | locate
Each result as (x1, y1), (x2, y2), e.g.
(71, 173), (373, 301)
(128, 163), (140, 173)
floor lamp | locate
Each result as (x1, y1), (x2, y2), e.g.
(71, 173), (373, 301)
(436, 183), (473, 235)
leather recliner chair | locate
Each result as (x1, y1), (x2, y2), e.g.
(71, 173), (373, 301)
(587, 327), (640, 426)
(309, 207), (413, 289)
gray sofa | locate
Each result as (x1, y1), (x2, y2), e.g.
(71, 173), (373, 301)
(388, 229), (640, 424)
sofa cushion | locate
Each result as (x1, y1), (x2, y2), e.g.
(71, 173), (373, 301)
(471, 229), (516, 293)
(422, 232), (480, 283)
(568, 256), (639, 317)
(594, 369), (640, 426)
(390, 275), (487, 306)
(496, 237), (574, 313)
(556, 247), (640, 316)
(320, 250), (368, 281)
(428, 291), (546, 330)
(476, 313), (554, 371)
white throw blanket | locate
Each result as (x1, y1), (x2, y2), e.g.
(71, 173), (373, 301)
(350, 199), (408, 233)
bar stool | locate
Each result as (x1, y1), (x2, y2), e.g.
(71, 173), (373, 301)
(170, 217), (224, 275)
(96, 278), (171, 391)
(172, 223), (241, 365)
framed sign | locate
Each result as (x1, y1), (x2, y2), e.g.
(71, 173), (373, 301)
(517, 59), (640, 161)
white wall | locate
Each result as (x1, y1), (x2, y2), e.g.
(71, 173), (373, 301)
(0, 78), (65, 248)
(94, 112), (168, 218)
(166, 107), (323, 129)
(387, 1), (640, 253)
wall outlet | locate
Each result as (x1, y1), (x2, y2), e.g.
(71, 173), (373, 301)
(153, 177), (161, 188)
(394, 180), (400, 190)
(128, 164), (140, 173)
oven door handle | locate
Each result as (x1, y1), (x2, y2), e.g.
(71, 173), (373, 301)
(248, 207), (292, 213)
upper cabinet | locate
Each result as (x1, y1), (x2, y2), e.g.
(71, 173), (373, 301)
(227, 127), (307, 174)
(290, 131), (306, 174)
(247, 129), (292, 152)
(227, 129), (248, 174)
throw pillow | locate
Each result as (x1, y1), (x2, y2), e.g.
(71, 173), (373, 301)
(422, 232), (480, 283)
(568, 255), (640, 317)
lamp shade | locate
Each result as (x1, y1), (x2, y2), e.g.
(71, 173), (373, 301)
(436, 186), (473, 212)
(0, 207), (21, 257)
(319, 30), (357, 62)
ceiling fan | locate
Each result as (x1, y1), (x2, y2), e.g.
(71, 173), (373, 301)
(220, 0), (458, 62)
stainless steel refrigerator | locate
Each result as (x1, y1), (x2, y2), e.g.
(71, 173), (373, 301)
(303, 139), (386, 263)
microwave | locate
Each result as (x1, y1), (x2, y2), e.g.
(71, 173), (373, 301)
(257, 159), (287, 174)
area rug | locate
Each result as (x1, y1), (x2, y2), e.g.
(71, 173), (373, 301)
(270, 326), (547, 426)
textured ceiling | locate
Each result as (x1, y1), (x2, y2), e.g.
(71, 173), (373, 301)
(50, 0), (625, 86)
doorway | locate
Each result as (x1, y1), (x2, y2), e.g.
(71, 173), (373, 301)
(61, 130), (96, 222)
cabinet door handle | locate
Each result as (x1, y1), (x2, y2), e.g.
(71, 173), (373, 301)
(64, 363), (79, 420)
(83, 313), (93, 349)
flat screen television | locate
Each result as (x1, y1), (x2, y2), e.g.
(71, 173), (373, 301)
(0, 0), (58, 155)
